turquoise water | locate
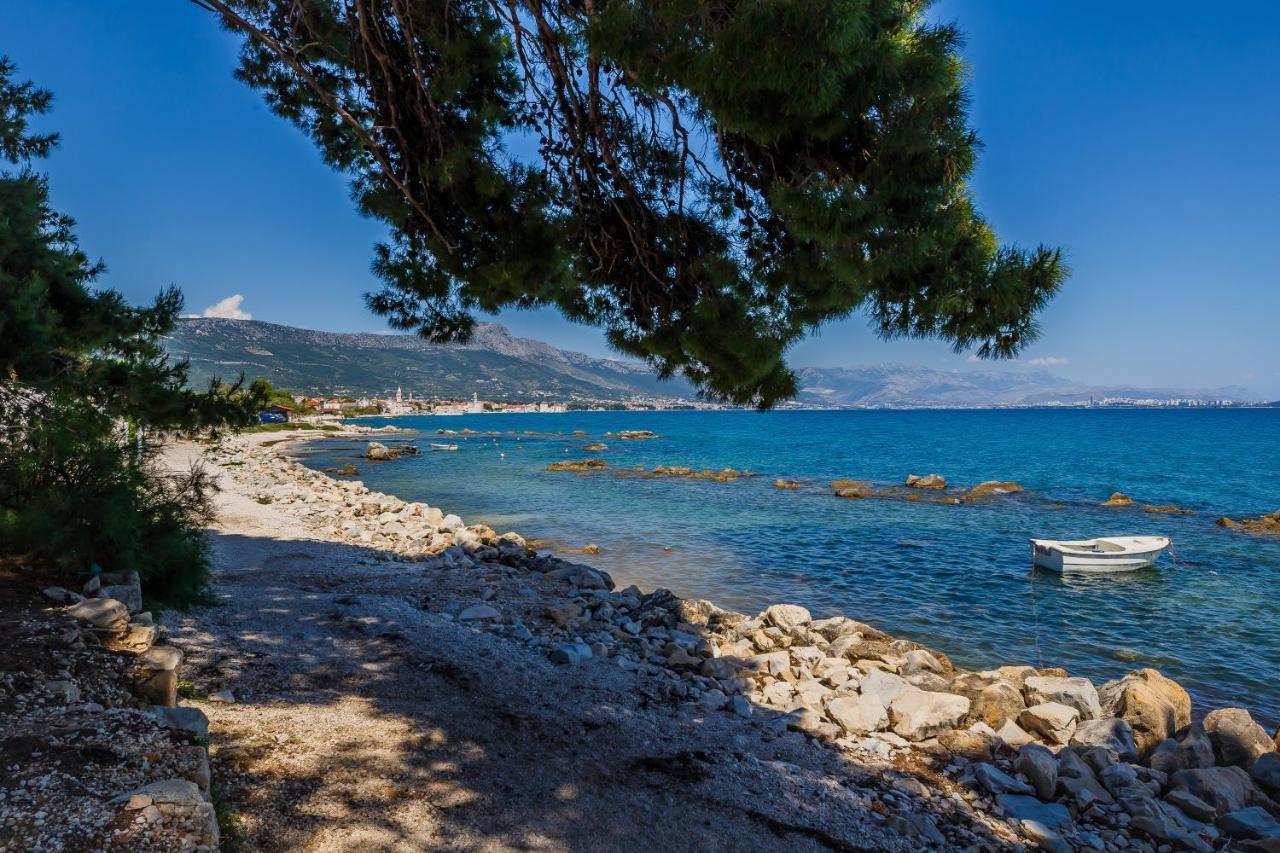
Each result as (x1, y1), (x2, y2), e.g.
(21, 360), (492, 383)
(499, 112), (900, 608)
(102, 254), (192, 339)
(295, 409), (1280, 726)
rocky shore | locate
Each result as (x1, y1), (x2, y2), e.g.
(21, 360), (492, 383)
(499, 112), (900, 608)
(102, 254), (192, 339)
(174, 430), (1280, 851)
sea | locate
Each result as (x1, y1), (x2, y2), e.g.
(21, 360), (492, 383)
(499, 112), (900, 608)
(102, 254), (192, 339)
(293, 408), (1280, 727)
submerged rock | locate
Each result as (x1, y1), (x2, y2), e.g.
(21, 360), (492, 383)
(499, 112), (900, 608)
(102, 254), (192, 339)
(1217, 508), (1280, 534)
(965, 480), (1023, 498)
(904, 473), (947, 490)
(545, 458), (607, 472)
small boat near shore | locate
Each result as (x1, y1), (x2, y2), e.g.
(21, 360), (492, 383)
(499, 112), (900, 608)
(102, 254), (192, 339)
(429, 442), (459, 451)
(1031, 535), (1170, 573)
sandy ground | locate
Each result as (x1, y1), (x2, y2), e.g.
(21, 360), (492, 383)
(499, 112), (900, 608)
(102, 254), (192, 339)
(160, 435), (1013, 852)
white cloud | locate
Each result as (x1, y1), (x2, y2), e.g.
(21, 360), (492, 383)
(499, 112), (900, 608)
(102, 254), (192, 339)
(1028, 356), (1069, 367)
(202, 294), (252, 320)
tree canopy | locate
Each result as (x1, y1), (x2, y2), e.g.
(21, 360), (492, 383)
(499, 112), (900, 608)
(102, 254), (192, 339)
(196, 0), (1066, 406)
(0, 58), (264, 602)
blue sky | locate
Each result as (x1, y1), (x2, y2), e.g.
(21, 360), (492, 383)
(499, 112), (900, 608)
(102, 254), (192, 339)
(7, 1), (1279, 397)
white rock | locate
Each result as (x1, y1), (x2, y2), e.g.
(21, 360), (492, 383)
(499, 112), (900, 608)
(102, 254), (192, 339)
(1018, 702), (1080, 745)
(763, 603), (811, 631)
(826, 694), (889, 734)
(889, 688), (970, 741)
(858, 667), (912, 709)
(1024, 675), (1102, 721)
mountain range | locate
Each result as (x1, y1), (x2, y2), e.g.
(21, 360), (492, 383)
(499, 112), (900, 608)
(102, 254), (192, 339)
(165, 318), (1252, 407)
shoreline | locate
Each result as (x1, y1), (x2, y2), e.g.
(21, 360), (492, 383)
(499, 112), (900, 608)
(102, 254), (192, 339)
(173, 429), (1280, 850)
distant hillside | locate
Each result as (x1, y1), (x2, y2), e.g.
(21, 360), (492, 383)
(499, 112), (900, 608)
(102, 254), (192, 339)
(165, 318), (1251, 407)
(794, 364), (1250, 408)
(165, 318), (691, 402)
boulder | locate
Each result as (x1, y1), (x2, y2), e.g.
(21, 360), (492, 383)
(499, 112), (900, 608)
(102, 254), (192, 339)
(974, 762), (1034, 796)
(937, 729), (996, 762)
(1024, 675), (1102, 721)
(1204, 707), (1276, 768)
(1218, 807), (1280, 841)
(902, 648), (945, 675)
(1070, 717), (1138, 761)
(997, 719), (1037, 748)
(150, 706), (210, 739)
(970, 681), (1026, 729)
(1097, 668), (1191, 757)
(1169, 766), (1267, 815)
(1148, 722), (1216, 774)
(1017, 742), (1060, 801)
(763, 603), (811, 631)
(858, 668), (912, 709)
(905, 473), (947, 490)
(99, 569), (143, 613)
(1252, 753), (1280, 797)
(888, 688), (969, 741)
(995, 795), (1073, 853)
(1018, 702), (1079, 745)
(132, 644), (184, 707)
(1164, 787), (1218, 822)
(826, 694), (888, 734)
(366, 441), (393, 460)
(68, 597), (129, 629)
(1102, 492), (1134, 507)
(1056, 747), (1114, 805)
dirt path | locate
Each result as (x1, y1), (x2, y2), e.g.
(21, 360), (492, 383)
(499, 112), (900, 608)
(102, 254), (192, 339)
(160, 437), (1014, 852)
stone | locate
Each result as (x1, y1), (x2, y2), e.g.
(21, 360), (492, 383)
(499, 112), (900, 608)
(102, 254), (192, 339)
(1164, 788), (1217, 822)
(1148, 722), (1216, 774)
(785, 708), (823, 733)
(150, 706), (210, 739)
(858, 667), (911, 709)
(937, 728), (996, 761)
(1169, 766), (1265, 815)
(1070, 717), (1138, 761)
(366, 441), (393, 460)
(458, 604), (500, 621)
(544, 603), (582, 629)
(1017, 742), (1060, 801)
(549, 643), (590, 665)
(974, 762), (1035, 796)
(997, 719), (1037, 748)
(1024, 675), (1102, 721)
(745, 651), (792, 677)
(1018, 702), (1080, 745)
(826, 694), (888, 734)
(902, 649), (945, 675)
(132, 644), (184, 707)
(44, 679), (80, 703)
(1218, 807), (1280, 841)
(1056, 747), (1114, 805)
(1102, 492), (1134, 507)
(970, 681), (1026, 729)
(905, 473), (947, 489)
(42, 586), (81, 605)
(68, 597), (129, 629)
(763, 604), (811, 631)
(1204, 707), (1276, 768)
(100, 570), (143, 613)
(1097, 668), (1191, 758)
(888, 688), (969, 741)
(996, 795), (1073, 853)
(105, 622), (157, 653)
(730, 695), (752, 718)
(1253, 753), (1280, 797)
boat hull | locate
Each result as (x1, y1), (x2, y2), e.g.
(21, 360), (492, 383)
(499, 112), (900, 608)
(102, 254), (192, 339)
(1031, 537), (1169, 573)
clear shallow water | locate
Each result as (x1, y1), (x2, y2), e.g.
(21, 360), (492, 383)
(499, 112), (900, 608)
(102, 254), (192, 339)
(296, 409), (1280, 726)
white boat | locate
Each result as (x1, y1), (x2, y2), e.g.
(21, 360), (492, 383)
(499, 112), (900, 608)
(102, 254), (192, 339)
(429, 442), (459, 451)
(1031, 536), (1170, 573)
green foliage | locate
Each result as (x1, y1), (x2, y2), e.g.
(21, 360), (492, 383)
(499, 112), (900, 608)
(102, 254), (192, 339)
(202, 0), (1066, 406)
(0, 58), (266, 604)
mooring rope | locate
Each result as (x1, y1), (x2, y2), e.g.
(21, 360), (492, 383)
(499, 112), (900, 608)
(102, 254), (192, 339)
(1027, 544), (1046, 670)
